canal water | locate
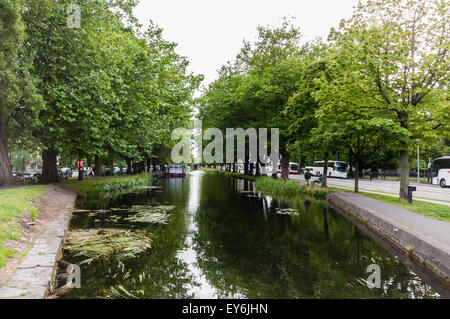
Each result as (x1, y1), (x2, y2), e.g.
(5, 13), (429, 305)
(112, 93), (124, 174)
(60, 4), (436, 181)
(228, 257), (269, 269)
(59, 171), (448, 299)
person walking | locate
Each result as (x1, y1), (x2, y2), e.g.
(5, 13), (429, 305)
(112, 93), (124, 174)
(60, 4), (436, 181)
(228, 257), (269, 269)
(305, 170), (312, 187)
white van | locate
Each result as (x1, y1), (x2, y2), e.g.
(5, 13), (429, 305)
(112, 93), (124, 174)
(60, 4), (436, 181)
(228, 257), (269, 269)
(431, 156), (450, 188)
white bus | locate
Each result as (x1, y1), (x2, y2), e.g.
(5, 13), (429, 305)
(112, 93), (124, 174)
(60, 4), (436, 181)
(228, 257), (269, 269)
(277, 162), (300, 175)
(313, 161), (349, 179)
(431, 156), (450, 188)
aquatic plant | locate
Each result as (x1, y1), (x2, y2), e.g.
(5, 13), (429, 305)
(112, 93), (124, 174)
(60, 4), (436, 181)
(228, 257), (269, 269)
(125, 205), (175, 224)
(275, 208), (300, 216)
(104, 285), (142, 299)
(65, 229), (152, 265)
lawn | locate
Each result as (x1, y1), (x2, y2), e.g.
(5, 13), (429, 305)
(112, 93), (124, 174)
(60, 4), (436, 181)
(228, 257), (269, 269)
(0, 186), (47, 267)
(363, 175), (429, 183)
(361, 193), (450, 223)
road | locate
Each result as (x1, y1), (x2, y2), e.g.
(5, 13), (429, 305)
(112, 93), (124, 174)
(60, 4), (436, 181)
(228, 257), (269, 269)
(285, 174), (450, 206)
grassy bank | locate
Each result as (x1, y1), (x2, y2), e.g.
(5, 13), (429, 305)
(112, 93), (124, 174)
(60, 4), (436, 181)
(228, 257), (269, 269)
(255, 177), (331, 200)
(204, 168), (330, 200)
(361, 193), (450, 223)
(61, 174), (152, 196)
(0, 186), (47, 267)
(215, 170), (257, 181)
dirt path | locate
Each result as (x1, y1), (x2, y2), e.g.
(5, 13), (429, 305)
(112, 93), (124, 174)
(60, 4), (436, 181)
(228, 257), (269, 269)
(0, 187), (77, 293)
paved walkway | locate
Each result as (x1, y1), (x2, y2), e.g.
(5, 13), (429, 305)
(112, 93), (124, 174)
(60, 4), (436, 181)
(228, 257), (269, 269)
(337, 192), (450, 248)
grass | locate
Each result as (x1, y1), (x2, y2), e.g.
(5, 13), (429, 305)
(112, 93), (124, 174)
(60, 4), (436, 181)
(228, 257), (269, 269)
(0, 185), (47, 267)
(216, 170), (257, 181)
(363, 175), (429, 183)
(255, 177), (331, 200)
(204, 168), (332, 200)
(361, 193), (450, 223)
(61, 173), (151, 196)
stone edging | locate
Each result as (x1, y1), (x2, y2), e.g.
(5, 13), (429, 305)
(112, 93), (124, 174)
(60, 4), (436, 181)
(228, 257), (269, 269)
(0, 187), (76, 299)
(327, 192), (450, 285)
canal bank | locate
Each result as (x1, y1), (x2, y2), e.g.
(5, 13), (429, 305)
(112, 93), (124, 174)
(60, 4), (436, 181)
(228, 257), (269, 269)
(328, 192), (450, 287)
(0, 187), (77, 299)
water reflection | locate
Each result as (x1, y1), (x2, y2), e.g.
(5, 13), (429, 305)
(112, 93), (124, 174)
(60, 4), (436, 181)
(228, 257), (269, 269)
(176, 170), (221, 298)
(60, 172), (448, 299)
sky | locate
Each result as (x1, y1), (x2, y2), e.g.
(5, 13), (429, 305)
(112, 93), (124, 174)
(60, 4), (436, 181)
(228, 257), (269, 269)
(133, 0), (357, 89)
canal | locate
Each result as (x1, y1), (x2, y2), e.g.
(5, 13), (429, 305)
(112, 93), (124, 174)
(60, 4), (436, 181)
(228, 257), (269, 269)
(59, 170), (448, 298)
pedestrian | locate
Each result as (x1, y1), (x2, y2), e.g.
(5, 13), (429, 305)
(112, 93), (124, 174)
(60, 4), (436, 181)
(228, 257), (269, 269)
(305, 170), (311, 187)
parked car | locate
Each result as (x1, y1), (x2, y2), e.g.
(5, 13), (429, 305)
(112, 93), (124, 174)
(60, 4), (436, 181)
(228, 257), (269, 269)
(14, 174), (26, 182)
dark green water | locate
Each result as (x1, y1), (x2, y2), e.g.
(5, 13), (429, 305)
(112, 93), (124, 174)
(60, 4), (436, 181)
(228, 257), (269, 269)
(59, 171), (448, 299)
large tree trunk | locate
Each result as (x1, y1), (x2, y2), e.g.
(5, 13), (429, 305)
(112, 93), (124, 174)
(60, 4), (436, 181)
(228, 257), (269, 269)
(322, 152), (329, 188)
(146, 156), (151, 172)
(78, 152), (84, 181)
(94, 155), (101, 176)
(354, 156), (359, 193)
(255, 160), (261, 177)
(42, 148), (58, 183)
(399, 150), (409, 201)
(0, 116), (13, 186)
(244, 158), (249, 175)
(280, 149), (290, 180)
(126, 157), (132, 175)
(249, 162), (254, 176)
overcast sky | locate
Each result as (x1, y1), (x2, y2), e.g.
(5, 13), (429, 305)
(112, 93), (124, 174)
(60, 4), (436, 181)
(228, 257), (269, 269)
(133, 0), (357, 89)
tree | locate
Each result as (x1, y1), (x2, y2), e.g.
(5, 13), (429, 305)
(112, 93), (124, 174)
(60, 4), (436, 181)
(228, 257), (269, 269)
(0, 0), (42, 185)
(330, 0), (449, 200)
(199, 20), (305, 179)
(22, 1), (200, 182)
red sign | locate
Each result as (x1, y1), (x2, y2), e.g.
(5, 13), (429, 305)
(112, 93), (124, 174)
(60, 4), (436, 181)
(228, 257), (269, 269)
(77, 161), (84, 168)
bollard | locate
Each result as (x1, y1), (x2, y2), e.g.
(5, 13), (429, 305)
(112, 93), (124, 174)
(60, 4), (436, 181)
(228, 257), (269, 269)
(407, 186), (417, 204)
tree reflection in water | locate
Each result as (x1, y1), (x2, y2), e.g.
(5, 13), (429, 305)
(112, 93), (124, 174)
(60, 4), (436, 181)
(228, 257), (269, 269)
(60, 172), (445, 299)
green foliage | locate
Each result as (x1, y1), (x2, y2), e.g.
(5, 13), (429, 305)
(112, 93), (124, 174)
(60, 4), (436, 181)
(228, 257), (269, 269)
(255, 177), (331, 199)
(0, 0), (203, 184)
(217, 170), (257, 181)
(0, 0), (43, 185)
(62, 174), (151, 195)
(198, 20), (305, 169)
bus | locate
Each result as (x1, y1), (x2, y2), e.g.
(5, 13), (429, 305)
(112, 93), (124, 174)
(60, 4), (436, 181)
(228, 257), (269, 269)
(277, 162), (300, 175)
(312, 161), (349, 179)
(431, 156), (450, 188)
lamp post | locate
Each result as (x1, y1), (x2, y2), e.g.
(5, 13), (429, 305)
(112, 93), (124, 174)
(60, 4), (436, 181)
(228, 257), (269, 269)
(417, 144), (420, 185)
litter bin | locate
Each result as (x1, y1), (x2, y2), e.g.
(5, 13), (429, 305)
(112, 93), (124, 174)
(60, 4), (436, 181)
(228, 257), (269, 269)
(407, 186), (417, 204)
